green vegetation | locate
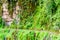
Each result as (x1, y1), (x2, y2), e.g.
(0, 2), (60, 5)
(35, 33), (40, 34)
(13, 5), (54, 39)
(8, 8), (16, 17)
(0, 0), (60, 40)
(0, 29), (60, 40)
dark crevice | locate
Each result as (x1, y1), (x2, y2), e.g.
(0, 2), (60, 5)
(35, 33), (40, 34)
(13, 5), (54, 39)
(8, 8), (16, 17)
(51, 0), (57, 15)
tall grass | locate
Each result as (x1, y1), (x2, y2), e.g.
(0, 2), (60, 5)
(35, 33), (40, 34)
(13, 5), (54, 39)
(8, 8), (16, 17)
(0, 0), (60, 40)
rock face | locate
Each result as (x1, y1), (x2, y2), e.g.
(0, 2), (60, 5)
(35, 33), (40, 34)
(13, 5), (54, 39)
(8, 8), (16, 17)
(13, 2), (20, 25)
(2, 2), (20, 26)
(2, 3), (13, 26)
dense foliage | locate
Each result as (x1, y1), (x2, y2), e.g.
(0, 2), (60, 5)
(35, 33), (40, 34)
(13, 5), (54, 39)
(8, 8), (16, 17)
(0, 0), (60, 40)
